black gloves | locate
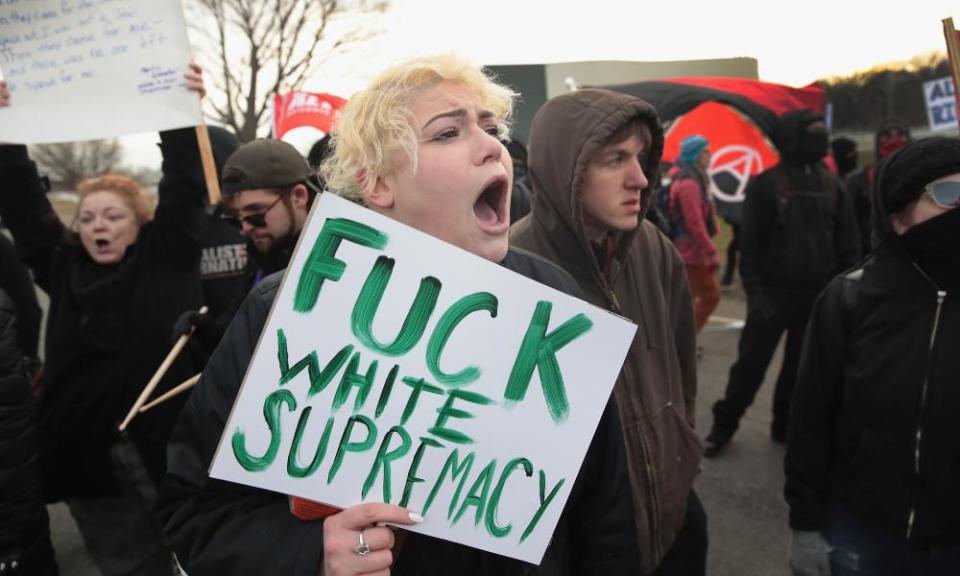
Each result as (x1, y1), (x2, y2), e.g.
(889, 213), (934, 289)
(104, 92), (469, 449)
(172, 309), (214, 342)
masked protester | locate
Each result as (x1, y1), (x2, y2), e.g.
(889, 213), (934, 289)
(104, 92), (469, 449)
(830, 137), (858, 180)
(785, 136), (960, 576)
(704, 109), (861, 456)
(844, 119), (911, 255)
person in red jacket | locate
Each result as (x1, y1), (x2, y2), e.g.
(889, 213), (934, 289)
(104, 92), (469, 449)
(669, 134), (720, 333)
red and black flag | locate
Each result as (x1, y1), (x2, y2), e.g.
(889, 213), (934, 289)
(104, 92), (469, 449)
(602, 77), (825, 209)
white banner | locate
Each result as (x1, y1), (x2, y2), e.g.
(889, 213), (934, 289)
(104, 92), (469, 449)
(209, 193), (637, 564)
(923, 76), (958, 132)
(0, 0), (201, 143)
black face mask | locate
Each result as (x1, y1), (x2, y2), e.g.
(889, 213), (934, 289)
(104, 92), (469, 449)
(900, 207), (960, 291)
(797, 125), (829, 164)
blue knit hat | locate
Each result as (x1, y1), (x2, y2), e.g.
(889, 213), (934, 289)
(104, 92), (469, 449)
(679, 134), (709, 164)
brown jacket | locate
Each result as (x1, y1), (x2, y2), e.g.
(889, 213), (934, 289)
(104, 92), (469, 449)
(510, 89), (702, 574)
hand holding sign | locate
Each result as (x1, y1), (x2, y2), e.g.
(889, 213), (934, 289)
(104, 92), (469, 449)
(322, 502), (422, 576)
(183, 62), (205, 100)
(0, 81), (8, 107)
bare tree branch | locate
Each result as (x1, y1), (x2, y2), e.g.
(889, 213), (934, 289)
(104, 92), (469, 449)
(187, 0), (386, 141)
(30, 140), (124, 189)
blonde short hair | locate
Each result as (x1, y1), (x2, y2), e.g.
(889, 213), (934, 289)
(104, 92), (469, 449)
(76, 174), (154, 225)
(322, 53), (516, 201)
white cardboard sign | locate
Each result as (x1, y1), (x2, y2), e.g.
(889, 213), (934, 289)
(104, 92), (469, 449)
(209, 193), (637, 564)
(0, 0), (201, 144)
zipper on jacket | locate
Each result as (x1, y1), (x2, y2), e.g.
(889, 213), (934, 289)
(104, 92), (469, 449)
(906, 289), (946, 539)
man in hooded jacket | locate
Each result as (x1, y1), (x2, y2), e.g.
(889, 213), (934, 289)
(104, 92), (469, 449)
(785, 136), (960, 575)
(704, 109), (860, 456)
(511, 88), (706, 575)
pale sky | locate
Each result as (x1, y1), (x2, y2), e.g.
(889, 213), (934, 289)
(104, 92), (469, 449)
(122, 0), (960, 167)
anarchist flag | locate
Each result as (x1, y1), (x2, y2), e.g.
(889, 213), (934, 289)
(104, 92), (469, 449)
(603, 77), (826, 209)
(273, 90), (347, 139)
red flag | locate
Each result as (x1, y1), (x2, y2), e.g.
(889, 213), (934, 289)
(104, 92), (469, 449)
(273, 90), (347, 139)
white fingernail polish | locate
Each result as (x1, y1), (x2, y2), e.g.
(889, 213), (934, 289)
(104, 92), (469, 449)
(409, 512), (424, 524)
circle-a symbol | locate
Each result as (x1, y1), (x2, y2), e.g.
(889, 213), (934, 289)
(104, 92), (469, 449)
(708, 145), (766, 203)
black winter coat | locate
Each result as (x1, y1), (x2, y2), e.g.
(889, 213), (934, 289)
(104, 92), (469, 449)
(158, 248), (640, 575)
(0, 284), (58, 575)
(785, 235), (960, 544)
(740, 112), (861, 299)
(0, 129), (205, 501)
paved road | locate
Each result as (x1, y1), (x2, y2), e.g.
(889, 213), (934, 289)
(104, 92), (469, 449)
(51, 287), (793, 576)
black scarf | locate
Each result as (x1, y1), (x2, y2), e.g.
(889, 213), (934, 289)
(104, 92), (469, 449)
(900, 207), (960, 292)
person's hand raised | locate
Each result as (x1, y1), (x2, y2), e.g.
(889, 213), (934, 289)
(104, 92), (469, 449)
(0, 80), (9, 107)
(321, 502), (422, 576)
(183, 62), (205, 99)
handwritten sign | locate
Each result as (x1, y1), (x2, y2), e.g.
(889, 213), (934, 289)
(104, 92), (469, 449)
(0, 0), (201, 144)
(923, 76), (958, 132)
(209, 194), (637, 564)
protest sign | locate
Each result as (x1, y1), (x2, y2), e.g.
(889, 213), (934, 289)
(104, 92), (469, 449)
(209, 193), (637, 564)
(924, 76), (958, 132)
(0, 0), (201, 143)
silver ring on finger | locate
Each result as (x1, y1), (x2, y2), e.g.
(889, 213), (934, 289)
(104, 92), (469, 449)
(354, 529), (371, 556)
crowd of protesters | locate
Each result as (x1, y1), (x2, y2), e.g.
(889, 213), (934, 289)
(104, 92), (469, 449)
(0, 49), (958, 576)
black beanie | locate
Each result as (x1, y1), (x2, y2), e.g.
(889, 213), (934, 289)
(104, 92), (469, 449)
(876, 136), (960, 216)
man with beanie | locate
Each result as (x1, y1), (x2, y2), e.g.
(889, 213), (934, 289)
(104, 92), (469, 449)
(845, 119), (911, 255)
(785, 136), (960, 576)
(670, 134), (720, 333)
(704, 109), (860, 456)
(512, 89), (706, 575)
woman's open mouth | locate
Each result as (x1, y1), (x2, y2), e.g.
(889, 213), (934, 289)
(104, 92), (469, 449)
(473, 176), (509, 233)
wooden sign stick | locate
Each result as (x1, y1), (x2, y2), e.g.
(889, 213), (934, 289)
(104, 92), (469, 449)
(118, 306), (208, 431)
(139, 373), (201, 414)
(196, 123), (221, 205)
(943, 18), (960, 118)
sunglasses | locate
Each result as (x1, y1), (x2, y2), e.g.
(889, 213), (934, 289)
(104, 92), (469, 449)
(220, 196), (282, 228)
(924, 180), (960, 209)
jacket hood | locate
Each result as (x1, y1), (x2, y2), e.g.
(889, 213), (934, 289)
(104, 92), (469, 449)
(775, 109), (823, 164)
(526, 89), (663, 258)
(871, 136), (960, 246)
